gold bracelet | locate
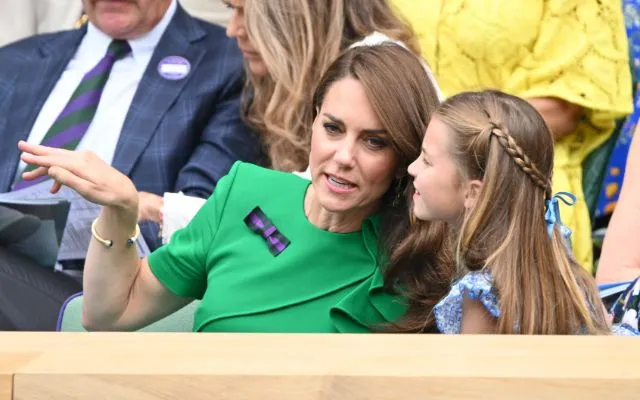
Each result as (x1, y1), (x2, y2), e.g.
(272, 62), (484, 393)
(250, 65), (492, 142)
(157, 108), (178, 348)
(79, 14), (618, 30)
(91, 217), (140, 248)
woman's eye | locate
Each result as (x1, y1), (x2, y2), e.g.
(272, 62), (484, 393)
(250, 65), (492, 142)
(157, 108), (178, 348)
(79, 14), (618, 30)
(324, 123), (341, 134)
(365, 136), (388, 149)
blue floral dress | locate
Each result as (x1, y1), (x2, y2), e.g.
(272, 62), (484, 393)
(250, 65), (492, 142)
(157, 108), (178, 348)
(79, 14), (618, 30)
(434, 270), (639, 336)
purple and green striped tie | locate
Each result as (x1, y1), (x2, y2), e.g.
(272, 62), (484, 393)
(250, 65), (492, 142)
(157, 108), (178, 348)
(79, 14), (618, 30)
(13, 40), (131, 190)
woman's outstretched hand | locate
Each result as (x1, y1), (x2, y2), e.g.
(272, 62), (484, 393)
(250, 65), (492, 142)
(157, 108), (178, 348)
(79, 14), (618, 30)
(18, 140), (139, 218)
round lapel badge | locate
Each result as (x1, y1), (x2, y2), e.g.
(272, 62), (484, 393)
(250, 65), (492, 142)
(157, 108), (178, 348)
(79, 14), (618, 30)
(158, 56), (191, 80)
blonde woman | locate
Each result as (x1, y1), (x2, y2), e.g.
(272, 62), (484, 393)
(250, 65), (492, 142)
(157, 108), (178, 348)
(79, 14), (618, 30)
(406, 90), (636, 335)
(224, 0), (441, 172)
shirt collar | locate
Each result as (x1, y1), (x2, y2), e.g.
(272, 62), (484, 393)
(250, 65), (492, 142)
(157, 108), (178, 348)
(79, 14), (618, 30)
(84, 0), (177, 67)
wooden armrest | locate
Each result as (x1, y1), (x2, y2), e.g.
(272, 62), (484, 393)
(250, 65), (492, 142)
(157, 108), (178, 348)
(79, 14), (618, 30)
(2, 333), (638, 399)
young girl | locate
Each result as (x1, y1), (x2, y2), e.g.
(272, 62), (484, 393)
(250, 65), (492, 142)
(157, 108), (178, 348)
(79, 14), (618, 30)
(407, 90), (638, 335)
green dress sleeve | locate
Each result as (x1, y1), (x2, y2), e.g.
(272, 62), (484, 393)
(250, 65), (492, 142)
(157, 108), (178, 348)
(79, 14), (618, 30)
(147, 161), (241, 299)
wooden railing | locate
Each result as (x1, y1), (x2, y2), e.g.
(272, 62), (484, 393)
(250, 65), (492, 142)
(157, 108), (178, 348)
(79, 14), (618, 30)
(1, 332), (638, 399)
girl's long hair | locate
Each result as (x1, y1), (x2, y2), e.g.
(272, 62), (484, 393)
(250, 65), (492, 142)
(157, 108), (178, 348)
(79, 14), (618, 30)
(436, 90), (609, 334)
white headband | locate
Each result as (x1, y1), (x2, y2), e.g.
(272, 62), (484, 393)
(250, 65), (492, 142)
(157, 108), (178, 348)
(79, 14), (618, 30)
(349, 31), (409, 50)
(349, 31), (444, 102)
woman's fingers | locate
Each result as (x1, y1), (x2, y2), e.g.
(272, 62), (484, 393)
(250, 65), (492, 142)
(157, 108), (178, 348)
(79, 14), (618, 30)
(19, 142), (109, 182)
(17, 140), (69, 158)
(20, 149), (102, 184)
(20, 151), (82, 172)
(20, 153), (90, 187)
(20, 162), (89, 196)
(50, 180), (62, 194)
(46, 165), (105, 202)
(21, 166), (50, 181)
(16, 142), (137, 209)
(19, 151), (72, 175)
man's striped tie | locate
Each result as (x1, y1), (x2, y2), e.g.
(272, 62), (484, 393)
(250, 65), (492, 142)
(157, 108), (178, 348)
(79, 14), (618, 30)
(13, 40), (131, 191)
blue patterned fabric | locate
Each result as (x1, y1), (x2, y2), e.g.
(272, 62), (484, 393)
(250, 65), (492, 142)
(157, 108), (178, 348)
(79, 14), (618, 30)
(0, 5), (261, 250)
(596, 0), (640, 217)
(434, 271), (499, 334)
(435, 270), (640, 335)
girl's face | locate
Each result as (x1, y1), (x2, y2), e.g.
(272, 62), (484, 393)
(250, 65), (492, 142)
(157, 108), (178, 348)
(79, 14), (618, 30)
(408, 116), (468, 225)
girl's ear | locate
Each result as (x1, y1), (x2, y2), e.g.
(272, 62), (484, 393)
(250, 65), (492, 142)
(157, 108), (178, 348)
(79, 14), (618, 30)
(464, 179), (483, 210)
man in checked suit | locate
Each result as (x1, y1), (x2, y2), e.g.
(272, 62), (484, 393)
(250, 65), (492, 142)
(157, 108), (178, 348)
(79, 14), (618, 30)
(0, 0), (260, 330)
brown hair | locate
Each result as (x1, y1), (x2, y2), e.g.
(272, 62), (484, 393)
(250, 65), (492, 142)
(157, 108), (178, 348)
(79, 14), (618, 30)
(383, 220), (453, 333)
(312, 45), (442, 310)
(243, 0), (421, 172)
(435, 90), (609, 334)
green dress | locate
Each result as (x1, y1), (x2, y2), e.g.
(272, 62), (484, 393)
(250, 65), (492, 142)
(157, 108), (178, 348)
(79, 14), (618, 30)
(148, 162), (407, 332)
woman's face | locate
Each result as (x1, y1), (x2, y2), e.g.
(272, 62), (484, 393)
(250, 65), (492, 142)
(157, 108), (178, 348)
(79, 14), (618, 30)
(408, 116), (467, 224)
(308, 77), (399, 219)
(223, 0), (269, 77)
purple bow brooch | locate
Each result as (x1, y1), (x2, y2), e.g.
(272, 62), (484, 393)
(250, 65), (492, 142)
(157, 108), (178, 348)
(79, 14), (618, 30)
(244, 207), (291, 256)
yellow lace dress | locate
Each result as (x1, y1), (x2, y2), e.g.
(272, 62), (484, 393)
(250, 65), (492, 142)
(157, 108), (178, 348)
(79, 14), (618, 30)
(393, 0), (632, 271)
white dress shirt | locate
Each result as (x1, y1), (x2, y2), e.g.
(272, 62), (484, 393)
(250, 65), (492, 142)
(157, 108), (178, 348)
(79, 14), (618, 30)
(17, 0), (178, 178)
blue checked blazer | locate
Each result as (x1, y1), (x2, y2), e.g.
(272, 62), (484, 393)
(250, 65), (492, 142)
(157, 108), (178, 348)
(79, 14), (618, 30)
(0, 5), (261, 250)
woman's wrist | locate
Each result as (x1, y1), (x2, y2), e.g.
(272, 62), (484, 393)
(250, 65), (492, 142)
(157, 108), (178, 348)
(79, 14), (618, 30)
(108, 186), (140, 220)
(100, 203), (139, 235)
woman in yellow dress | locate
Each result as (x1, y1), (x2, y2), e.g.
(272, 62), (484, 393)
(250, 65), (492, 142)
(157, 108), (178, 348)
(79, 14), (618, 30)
(393, 0), (632, 271)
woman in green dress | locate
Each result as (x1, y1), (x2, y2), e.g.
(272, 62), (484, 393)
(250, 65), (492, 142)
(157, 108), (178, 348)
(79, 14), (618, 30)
(17, 43), (445, 333)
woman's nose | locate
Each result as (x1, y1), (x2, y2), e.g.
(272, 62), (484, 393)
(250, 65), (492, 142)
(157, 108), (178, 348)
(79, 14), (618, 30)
(333, 140), (356, 167)
(226, 11), (244, 38)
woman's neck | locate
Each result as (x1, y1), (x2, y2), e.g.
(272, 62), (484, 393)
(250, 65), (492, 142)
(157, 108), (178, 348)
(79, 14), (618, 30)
(304, 185), (373, 233)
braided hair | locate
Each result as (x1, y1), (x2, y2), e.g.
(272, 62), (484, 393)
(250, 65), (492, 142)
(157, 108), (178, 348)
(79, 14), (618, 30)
(428, 90), (610, 334)
(488, 125), (551, 199)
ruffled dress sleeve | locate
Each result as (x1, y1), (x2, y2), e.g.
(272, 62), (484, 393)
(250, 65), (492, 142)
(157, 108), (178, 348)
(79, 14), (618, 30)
(434, 271), (640, 336)
(433, 271), (500, 334)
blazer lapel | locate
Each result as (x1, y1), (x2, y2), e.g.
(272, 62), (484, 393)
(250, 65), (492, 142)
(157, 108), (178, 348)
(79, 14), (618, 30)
(111, 6), (207, 177)
(0, 30), (85, 192)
